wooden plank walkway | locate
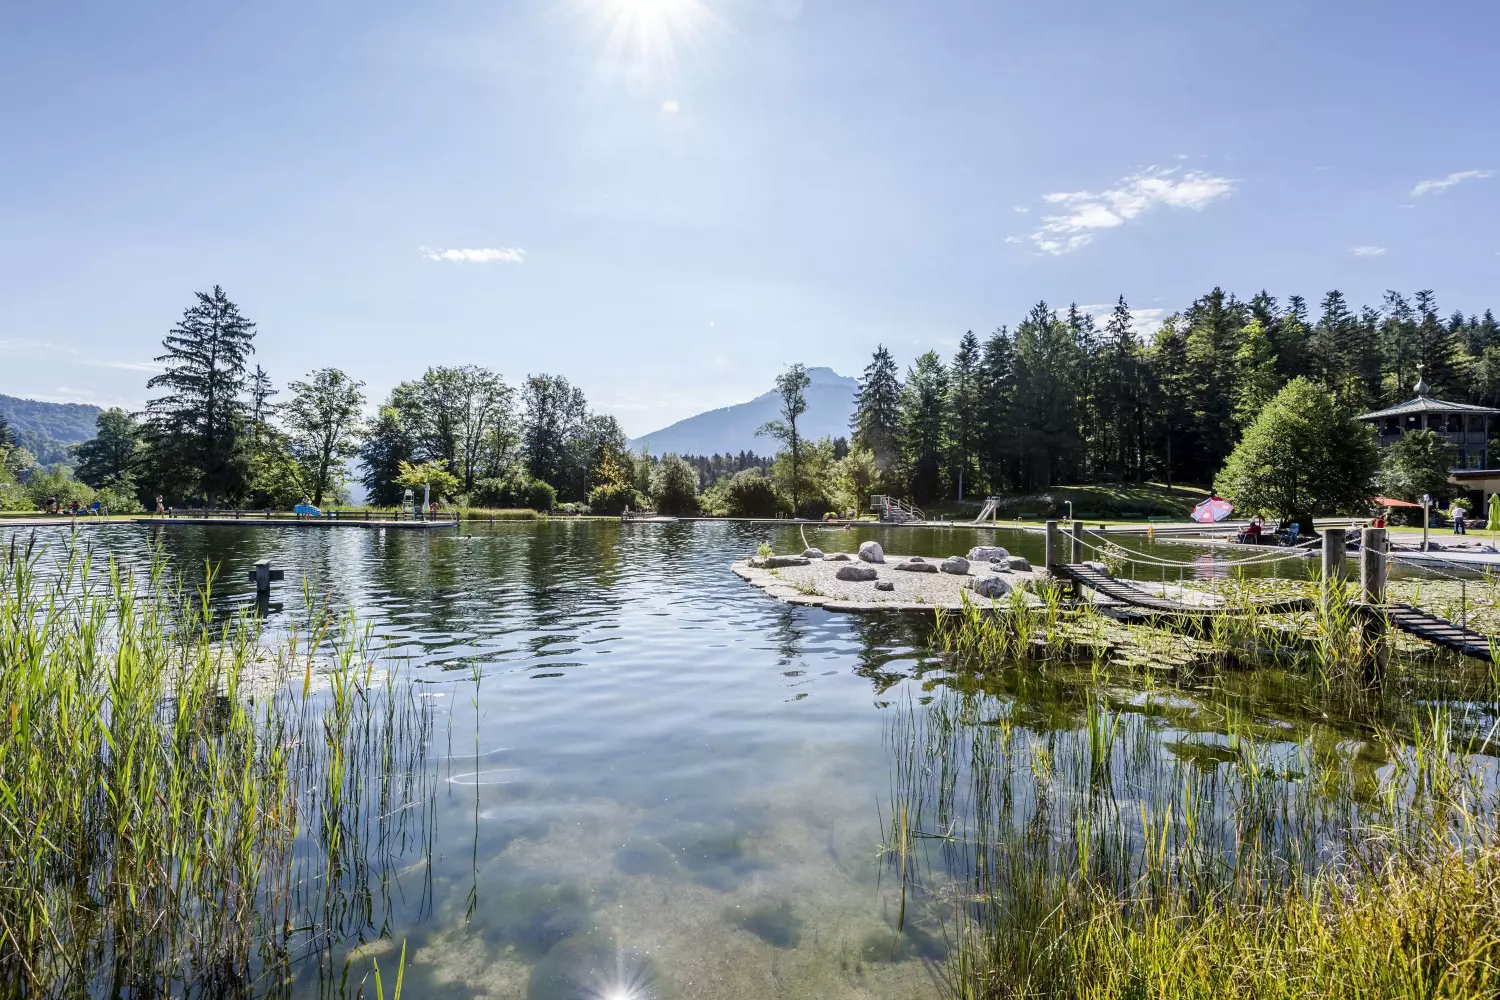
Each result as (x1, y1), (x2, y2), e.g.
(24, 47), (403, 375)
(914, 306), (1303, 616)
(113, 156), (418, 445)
(1368, 603), (1497, 662)
(1052, 563), (1314, 616)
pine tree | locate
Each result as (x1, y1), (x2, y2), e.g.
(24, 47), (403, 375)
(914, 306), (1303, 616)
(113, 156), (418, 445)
(1414, 290), (1469, 398)
(1183, 288), (1244, 482)
(143, 286), (257, 506)
(360, 406), (414, 506)
(899, 352), (949, 503)
(977, 327), (1016, 493)
(851, 345), (903, 477)
(945, 331), (982, 500)
(1013, 302), (1082, 488)
(1380, 291), (1419, 402)
(1232, 319), (1279, 430)
(1101, 296), (1143, 479)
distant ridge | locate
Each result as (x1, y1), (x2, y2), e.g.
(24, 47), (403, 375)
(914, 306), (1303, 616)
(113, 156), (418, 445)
(628, 367), (858, 457)
(0, 393), (102, 465)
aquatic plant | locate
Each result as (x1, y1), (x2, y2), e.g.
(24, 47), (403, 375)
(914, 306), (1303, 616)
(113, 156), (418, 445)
(0, 535), (435, 996)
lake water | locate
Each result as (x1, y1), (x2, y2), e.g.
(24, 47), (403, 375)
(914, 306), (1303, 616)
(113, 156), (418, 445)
(4, 518), (1460, 998)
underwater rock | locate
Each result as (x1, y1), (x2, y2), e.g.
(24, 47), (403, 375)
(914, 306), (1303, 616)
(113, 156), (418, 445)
(894, 559), (938, 573)
(940, 556), (970, 575)
(822, 552), (851, 561)
(730, 900), (803, 948)
(968, 545), (1009, 561)
(801, 548), (824, 559)
(858, 541), (885, 563)
(967, 575), (1011, 599)
(615, 837), (679, 876)
(836, 565), (878, 582)
(874, 581), (895, 592)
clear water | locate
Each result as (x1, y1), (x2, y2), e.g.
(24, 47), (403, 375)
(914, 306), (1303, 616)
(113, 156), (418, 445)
(0, 519), (1384, 997)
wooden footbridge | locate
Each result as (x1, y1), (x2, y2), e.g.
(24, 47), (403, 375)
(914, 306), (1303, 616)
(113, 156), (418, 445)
(1042, 519), (1500, 664)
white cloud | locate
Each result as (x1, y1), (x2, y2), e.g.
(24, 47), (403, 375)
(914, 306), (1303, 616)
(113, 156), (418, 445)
(1351, 245), (1387, 257)
(1411, 169), (1494, 196)
(1079, 304), (1167, 335)
(1029, 166), (1234, 255)
(661, 99), (679, 114)
(92, 360), (165, 372)
(1003, 235), (1022, 244)
(419, 246), (526, 263)
(1012, 206), (1029, 213)
(1397, 203), (1417, 209)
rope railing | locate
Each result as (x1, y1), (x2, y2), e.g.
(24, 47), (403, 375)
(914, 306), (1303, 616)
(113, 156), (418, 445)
(1068, 529), (1320, 570)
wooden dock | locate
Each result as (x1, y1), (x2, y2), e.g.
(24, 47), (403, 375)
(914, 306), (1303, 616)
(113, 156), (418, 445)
(133, 513), (458, 529)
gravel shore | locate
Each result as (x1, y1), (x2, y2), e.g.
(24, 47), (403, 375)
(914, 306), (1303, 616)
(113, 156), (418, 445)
(731, 551), (1044, 613)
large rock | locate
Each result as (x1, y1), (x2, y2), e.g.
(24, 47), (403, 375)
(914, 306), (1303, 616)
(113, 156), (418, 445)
(967, 575), (1012, 599)
(1002, 556), (1031, 573)
(968, 546), (1010, 562)
(940, 556), (970, 575)
(836, 565), (878, 582)
(894, 558), (938, 573)
(875, 580), (895, 592)
(822, 552), (851, 561)
(858, 541), (885, 564)
(801, 548), (824, 559)
(762, 555), (810, 568)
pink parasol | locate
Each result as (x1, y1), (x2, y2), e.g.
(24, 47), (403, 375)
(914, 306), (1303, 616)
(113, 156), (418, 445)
(1191, 496), (1234, 523)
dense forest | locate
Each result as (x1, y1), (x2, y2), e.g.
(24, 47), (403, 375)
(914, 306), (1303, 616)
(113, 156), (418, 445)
(0, 395), (102, 465)
(848, 288), (1500, 505)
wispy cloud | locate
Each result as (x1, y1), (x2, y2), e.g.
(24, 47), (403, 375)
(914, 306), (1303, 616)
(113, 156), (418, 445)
(1079, 304), (1168, 335)
(1012, 206), (1029, 213)
(1351, 246), (1387, 257)
(419, 246), (526, 264)
(93, 360), (165, 372)
(1411, 169), (1494, 197)
(1003, 235), (1022, 244)
(1029, 167), (1235, 255)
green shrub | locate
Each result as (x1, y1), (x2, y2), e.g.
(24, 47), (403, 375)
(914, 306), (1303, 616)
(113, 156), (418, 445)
(23, 467), (94, 510)
(522, 478), (557, 512)
(587, 481), (643, 516)
(705, 469), (781, 518)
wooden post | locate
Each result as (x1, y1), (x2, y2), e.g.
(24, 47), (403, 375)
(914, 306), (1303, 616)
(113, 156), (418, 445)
(247, 559), (285, 598)
(1070, 520), (1084, 564)
(1360, 527), (1388, 682)
(1321, 528), (1346, 583)
(1044, 520), (1060, 572)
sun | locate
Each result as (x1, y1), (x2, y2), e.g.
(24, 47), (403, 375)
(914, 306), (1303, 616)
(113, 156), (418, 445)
(581, 0), (717, 85)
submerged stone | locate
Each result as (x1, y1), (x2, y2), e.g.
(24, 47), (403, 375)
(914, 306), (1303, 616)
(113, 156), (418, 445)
(836, 565), (878, 582)
(940, 556), (970, 575)
(528, 934), (665, 1000)
(858, 541), (885, 563)
(731, 900), (803, 948)
(615, 836), (679, 876)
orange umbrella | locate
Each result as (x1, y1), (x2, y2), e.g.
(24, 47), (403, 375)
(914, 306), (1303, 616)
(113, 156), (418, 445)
(1372, 497), (1422, 508)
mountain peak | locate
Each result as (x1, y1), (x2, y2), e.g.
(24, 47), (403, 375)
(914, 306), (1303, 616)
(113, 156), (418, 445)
(628, 369), (857, 457)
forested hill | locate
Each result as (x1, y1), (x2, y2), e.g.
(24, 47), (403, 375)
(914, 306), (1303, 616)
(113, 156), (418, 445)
(629, 367), (857, 456)
(0, 394), (102, 465)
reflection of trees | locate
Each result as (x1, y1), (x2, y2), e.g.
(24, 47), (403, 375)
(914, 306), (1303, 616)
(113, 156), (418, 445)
(772, 605), (806, 669)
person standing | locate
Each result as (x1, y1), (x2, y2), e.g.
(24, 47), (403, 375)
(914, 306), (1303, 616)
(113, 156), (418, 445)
(1453, 504), (1467, 535)
(155, 494), (166, 515)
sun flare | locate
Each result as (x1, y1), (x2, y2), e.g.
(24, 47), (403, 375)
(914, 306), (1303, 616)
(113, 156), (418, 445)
(582, 0), (716, 84)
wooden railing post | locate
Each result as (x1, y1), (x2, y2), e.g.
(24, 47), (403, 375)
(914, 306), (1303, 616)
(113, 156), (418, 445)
(1070, 520), (1084, 564)
(1045, 520), (1060, 572)
(1360, 527), (1389, 683)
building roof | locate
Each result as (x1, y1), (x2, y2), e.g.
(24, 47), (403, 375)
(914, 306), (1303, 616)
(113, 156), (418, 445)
(1357, 395), (1500, 421)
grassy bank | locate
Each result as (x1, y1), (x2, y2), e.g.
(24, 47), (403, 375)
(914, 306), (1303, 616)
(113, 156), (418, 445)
(923, 482), (1211, 522)
(0, 538), (433, 994)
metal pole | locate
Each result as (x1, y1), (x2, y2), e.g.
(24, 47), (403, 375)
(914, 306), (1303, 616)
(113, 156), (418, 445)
(1360, 527), (1389, 682)
(1045, 519), (1059, 572)
(1422, 495), (1430, 553)
(1070, 520), (1084, 564)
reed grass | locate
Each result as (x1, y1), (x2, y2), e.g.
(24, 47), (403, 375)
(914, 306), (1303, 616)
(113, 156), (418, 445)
(898, 589), (1500, 1000)
(0, 535), (436, 996)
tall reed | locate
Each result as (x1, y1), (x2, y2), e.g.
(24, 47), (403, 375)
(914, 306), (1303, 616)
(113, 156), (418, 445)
(0, 536), (436, 996)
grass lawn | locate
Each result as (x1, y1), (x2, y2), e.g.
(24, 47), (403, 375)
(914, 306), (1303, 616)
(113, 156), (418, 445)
(923, 482), (1212, 522)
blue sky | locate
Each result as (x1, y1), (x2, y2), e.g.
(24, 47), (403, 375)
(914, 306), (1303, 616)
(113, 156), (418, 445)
(2, 0), (1497, 435)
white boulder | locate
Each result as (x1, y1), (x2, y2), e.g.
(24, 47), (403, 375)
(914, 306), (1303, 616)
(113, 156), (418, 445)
(858, 541), (885, 564)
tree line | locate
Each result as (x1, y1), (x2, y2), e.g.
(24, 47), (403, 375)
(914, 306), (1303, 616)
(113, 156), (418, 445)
(847, 288), (1500, 505)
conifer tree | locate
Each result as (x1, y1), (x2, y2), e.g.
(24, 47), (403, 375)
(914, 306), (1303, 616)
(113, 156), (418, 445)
(977, 327), (1016, 493)
(143, 285), (257, 506)
(851, 345), (903, 477)
(1013, 302), (1081, 488)
(945, 331), (982, 499)
(898, 352), (948, 503)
